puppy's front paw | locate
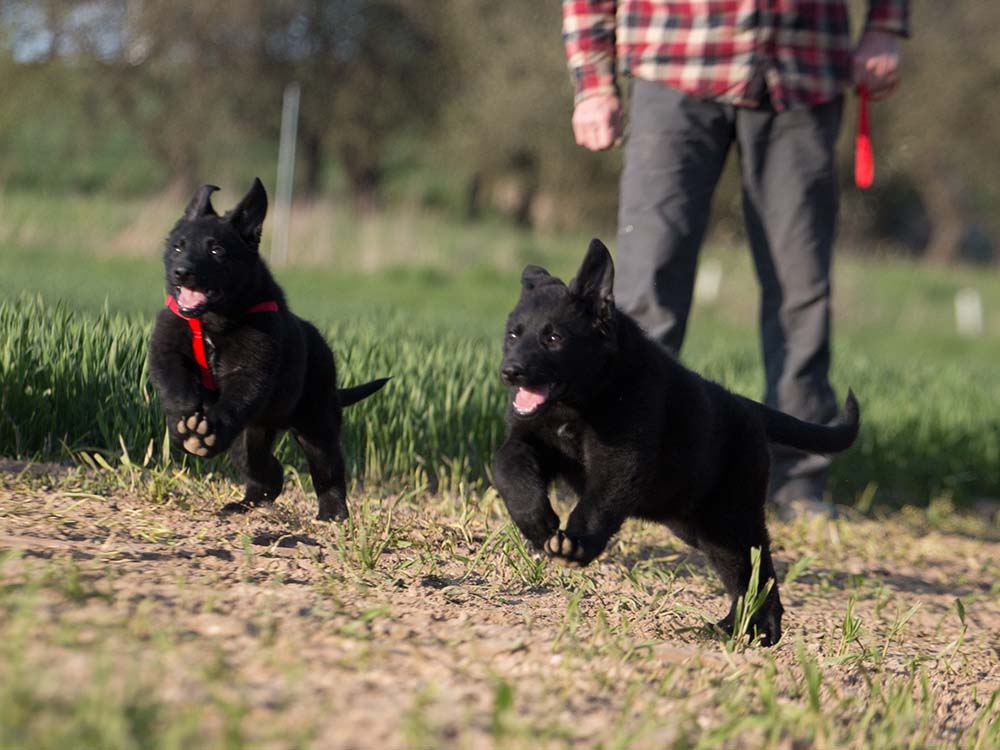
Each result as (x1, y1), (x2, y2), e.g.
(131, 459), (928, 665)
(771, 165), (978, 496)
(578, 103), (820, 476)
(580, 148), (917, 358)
(544, 530), (589, 568)
(716, 604), (783, 647)
(176, 413), (219, 457)
(316, 493), (349, 523)
(748, 605), (783, 648)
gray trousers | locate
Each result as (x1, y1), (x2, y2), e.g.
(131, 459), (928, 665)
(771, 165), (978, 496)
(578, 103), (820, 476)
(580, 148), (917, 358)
(616, 78), (843, 500)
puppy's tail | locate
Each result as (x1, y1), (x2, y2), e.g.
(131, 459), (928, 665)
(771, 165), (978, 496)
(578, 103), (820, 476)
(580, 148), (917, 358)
(338, 377), (390, 407)
(750, 389), (860, 454)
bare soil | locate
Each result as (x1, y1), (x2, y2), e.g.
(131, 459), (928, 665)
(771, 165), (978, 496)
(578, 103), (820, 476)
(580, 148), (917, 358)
(1, 462), (998, 749)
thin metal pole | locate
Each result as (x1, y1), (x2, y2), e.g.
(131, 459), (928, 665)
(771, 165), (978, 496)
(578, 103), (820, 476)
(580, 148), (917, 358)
(271, 82), (300, 266)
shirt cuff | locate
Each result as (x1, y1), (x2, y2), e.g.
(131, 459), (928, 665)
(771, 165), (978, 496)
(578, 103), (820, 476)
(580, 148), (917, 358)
(570, 65), (619, 106)
(866, 3), (910, 38)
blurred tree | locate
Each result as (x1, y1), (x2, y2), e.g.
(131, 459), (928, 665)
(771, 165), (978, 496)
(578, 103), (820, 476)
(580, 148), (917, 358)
(0, 1), (132, 192)
(867, 2), (1000, 264)
(439, 0), (620, 231)
(240, 0), (450, 209)
(2, 0), (449, 206)
(8, 0), (265, 193)
(1, 0), (999, 259)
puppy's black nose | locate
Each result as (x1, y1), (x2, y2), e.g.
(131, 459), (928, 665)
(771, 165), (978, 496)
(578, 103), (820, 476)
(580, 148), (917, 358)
(500, 364), (524, 386)
(172, 265), (192, 283)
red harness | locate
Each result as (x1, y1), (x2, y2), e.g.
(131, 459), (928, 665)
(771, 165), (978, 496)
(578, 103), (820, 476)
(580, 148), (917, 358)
(165, 296), (279, 391)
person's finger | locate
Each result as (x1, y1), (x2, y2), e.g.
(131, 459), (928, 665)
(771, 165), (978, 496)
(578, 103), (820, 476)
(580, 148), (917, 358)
(874, 54), (900, 82)
(864, 61), (898, 99)
(867, 78), (898, 101)
(873, 55), (895, 81)
(867, 55), (885, 79)
(866, 72), (897, 99)
(575, 118), (600, 146)
(579, 123), (603, 151)
(863, 67), (884, 95)
(572, 113), (592, 137)
(594, 124), (614, 150)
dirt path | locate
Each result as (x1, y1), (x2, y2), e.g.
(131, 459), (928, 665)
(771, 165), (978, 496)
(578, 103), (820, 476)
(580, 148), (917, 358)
(1, 465), (998, 749)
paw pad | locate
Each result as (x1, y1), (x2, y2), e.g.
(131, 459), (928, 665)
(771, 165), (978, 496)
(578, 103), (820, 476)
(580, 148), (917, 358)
(176, 413), (217, 457)
(544, 530), (587, 568)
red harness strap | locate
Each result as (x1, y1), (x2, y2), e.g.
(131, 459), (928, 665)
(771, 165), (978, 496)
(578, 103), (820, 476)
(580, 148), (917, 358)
(165, 296), (279, 391)
(854, 88), (874, 190)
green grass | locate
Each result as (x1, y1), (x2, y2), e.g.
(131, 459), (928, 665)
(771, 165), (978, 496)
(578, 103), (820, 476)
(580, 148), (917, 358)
(0, 292), (998, 506)
(0, 295), (505, 494)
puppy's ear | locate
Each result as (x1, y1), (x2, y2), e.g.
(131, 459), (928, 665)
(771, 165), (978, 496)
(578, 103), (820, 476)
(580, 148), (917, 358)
(225, 177), (268, 251)
(183, 185), (220, 221)
(569, 238), (615, 325)
(521, 265), (553, 291)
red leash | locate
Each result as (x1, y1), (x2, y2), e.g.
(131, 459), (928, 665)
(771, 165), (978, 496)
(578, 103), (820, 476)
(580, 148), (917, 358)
(854, 88), (874, 190)
(165, 296), (279, 391)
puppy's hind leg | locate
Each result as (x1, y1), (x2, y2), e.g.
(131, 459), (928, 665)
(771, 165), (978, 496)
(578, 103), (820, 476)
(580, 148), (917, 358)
(292, 422), (349, 522)
(698, 515), (783, 647)
(223, 427), (283, 515)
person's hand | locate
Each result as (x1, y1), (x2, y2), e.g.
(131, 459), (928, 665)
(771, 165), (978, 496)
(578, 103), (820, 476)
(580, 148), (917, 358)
(572, 94), (622, 151)
(853, 30), (901, 100)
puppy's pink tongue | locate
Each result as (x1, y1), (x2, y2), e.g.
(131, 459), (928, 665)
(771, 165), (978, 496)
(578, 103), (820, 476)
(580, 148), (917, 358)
(178, 287), (208, 308)
(514, 385), (550, 413)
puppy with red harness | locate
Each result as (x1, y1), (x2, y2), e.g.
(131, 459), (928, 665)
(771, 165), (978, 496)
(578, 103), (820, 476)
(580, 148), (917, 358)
(148, 178), (387, 520)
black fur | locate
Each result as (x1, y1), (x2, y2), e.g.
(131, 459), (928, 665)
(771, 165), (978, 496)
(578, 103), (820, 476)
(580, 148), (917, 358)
(148, 178), (388, 521)
(492, 238), (860, 645)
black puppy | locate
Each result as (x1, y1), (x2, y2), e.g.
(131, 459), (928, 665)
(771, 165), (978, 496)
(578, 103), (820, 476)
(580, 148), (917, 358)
(492, 239), (860, 645)
(148, 179), (387, 521)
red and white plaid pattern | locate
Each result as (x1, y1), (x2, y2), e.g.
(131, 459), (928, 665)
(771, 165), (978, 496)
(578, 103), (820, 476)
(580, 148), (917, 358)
(563, 0), (909, 109)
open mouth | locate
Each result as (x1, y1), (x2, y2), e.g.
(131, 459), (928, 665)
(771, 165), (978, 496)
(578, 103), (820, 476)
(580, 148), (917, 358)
(174, 286), (216, 315)
(512, 384), (555, 416)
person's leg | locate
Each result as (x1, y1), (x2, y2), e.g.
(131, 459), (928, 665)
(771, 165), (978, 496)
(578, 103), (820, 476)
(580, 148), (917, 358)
(616, 78), (734, 353)
(735, 96), (844, 507)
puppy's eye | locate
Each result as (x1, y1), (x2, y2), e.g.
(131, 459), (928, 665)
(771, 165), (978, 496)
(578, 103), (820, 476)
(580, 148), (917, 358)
(173, 245), (182, 254)
(545, 332), (562, 346)
(210, 245), (225, 258)
(507, 330), (519, 341)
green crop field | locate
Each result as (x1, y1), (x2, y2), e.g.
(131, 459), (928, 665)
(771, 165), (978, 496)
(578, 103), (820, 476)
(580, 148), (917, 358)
(1, 191), (999, 749)
(0, 189), (998, 506)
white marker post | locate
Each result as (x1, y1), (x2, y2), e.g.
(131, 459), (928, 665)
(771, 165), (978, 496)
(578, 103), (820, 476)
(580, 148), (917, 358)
(694, 259), (723, 304)
(271, 82), (300, 267)
(955, 288), (984, 337)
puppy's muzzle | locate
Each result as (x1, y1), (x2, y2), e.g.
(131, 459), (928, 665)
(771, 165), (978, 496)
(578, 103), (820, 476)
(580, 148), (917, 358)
(500, 363), (527, 387)
(172, 265), (196, 286)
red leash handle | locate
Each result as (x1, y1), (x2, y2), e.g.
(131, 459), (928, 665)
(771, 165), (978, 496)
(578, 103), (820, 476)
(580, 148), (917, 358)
(855, 88), (874, 190)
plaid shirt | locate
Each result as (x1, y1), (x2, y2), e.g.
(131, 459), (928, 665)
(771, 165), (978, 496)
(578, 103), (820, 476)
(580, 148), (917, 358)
(563, 0), (909, 110)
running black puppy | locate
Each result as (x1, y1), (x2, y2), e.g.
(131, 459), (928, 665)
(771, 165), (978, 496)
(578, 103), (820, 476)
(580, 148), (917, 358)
(493, 239), (860, 645)
(148, 179), (387, 521)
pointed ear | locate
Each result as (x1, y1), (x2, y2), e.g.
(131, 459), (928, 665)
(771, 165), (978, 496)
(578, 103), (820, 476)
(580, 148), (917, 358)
(521, 264), (553, 291)
(183, 185), (220, 220)
(569, 238), (615, 323)
(224, 177), (268, 251)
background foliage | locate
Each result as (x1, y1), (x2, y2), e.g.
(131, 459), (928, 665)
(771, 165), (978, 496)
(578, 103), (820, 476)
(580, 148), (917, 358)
(0, 1), (998, 262)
